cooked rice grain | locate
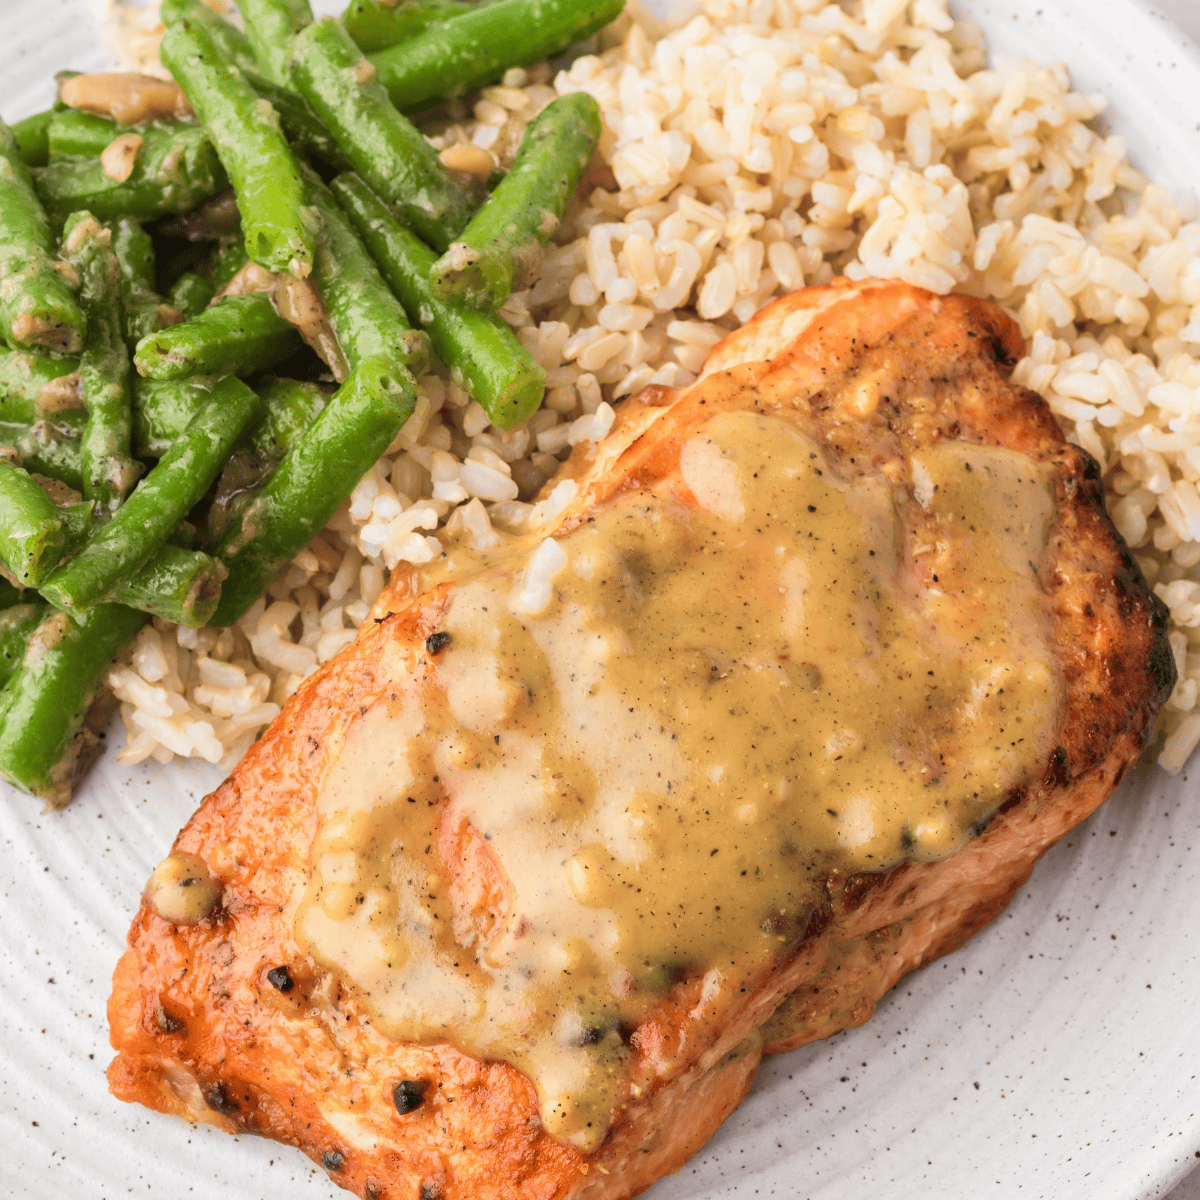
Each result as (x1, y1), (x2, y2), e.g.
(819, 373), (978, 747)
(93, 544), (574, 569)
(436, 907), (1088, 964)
(103, 0), (1200, 773)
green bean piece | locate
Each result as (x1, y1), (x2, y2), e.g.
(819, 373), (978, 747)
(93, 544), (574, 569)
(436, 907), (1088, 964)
(10, 76), (78, 170)
(111, 216), (183, 345)
(134, 291), (300, 380)
(0, 348), (80, 424)
(333, 174), (545, 430)
(0, 578), (29, 610)
(0, 603), (49, 690)
(1, 410), (86, 443)
(56, 496), (94, 545)
(251, 376), (328, 462)
(369, 0), (625, 114)
(0, 460), (72, 588)
(210, 357), (415, 625)
(239, 0), (315, 86)
(40, 375), (260, 612)
(46, 110), (118, 159)
(246, 71), (354, 172)
(0, 602), (147, 807)
(111, 544), (226, 627)
(168, 271), (216, 319)
(431, 93), (600, 312)
(12, 110), (54, 168)
(0, 419), (86, 493)
(160, 18), (315, 277)
(132, 375), (220, 457)
(343, 0), (480, 53)
(291, 17), (474, 252)
(34, 122), (228, 223)
(206, 376), (330, 543)
(62, 212), (140, 509)
(160, 0), (260, 74)
(112, 216), (155, 292)
(209, 236), (249, 291)
(301, 165), (429, 374)
(0, 120), (86, 354)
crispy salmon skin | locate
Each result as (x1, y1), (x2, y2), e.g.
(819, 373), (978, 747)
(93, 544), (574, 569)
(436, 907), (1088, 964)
(108, 279), (1173, 1200)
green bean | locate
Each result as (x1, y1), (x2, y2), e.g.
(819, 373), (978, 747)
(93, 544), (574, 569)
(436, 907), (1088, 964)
(160, 0), (260, 75)
(2, 409), (86, 443)
(12, 110), (54, 168)
(247, 70), (354, 172)
(111, 216), (155, 291)
(41, 376), (260, 612)
(0, 348), (80, 424)
(239, 0), (315, 87)
(369, 0), (624, 114)
(63, 212), (140, 509)
(343, 0), (480, 53)
(111, 216), (183, 345)
(210, 356), (415, 625)
(251, 376), (328, 461)
(56, 495), (94, 545)
(11, 73), (80, 168)
(207, 376), (329, 543)
(0, 602), (147, 807)
(132, 375), (219, 457)
(134, 291), (300, 380)
(46, 110), (118, 159)
(301, 165), (429, 374)
(34, 121), (228, 223)
(0, 460), (73, 588)
(209, 236), (249, 291)
(112, 544), (226, 627)
(333, 173), (544, 430)
(290, 17), (474, 252)
(0, 419), (86, 492)
(0, 603), (49, 690)
(168, 271), (216, 319)
(0, 120), (86, 354)
(431, 93), (599, 312)
(160, 18), (315, 277)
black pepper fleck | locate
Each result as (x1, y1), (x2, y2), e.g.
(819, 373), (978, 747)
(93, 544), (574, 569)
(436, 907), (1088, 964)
(394, 1079), (429, 1114)
(425, 631), (451, 654)
(266, 965), (294, 993)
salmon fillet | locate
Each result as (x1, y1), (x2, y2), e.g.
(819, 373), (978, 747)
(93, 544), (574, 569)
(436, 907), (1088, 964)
(107, 278), (1174, 1200)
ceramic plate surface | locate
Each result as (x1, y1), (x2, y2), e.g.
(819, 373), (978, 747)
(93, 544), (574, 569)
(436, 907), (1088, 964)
(2, 1), (1200, 1197)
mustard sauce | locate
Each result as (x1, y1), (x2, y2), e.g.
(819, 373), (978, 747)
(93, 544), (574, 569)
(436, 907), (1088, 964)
(293, 409), (1062, 1150)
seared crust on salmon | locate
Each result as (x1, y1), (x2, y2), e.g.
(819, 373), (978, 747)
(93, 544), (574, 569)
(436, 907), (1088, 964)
(107, 279), (1174, 1200)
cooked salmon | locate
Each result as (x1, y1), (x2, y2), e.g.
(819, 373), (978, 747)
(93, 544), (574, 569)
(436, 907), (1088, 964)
(107, 278), (1174, 1200)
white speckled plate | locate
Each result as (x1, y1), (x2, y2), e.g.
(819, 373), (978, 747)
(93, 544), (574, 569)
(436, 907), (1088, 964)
(2, 1), (1200, 1197)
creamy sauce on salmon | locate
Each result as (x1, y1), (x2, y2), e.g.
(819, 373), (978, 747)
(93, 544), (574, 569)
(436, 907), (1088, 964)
(294, 409), (1062, 1150)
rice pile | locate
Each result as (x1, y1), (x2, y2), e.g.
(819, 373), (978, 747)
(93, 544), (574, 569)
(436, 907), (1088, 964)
(101, 0), (1200, 775)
